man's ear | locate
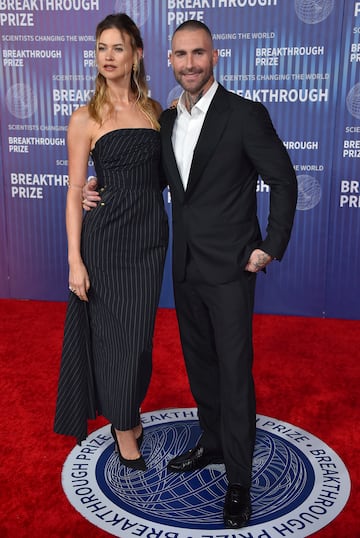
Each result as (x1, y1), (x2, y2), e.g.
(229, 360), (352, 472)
(213, 49), (219, 67)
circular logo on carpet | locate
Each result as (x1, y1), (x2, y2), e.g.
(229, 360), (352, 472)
(62, 408), (350, 537)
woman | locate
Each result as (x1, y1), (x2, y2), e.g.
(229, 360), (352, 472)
(54, 13), (168, 471)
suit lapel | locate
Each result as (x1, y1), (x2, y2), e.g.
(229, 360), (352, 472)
(161, 85), (231, 200)
(161, 107), (185, 201)
(186, 85), (230, 197)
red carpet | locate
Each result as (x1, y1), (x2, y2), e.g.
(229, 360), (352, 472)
(0, 299), (358, 537)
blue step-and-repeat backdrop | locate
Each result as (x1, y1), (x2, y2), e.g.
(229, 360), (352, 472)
(0, 0), (359, 319)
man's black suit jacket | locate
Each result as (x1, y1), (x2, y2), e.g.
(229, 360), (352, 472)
(160, 84), (298, 284)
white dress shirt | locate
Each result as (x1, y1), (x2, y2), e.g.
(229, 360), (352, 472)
(172, 81), (218, 190)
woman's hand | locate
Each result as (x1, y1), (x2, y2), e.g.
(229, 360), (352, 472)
(69, 261), (90, 301)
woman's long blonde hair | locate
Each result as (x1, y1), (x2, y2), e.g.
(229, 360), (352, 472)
(88, 13), (160, 130)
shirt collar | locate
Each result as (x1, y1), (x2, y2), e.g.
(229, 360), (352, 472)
(177, 80), (218, 115)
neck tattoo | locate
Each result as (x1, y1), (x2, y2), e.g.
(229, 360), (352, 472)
(185, 91), (203, 113)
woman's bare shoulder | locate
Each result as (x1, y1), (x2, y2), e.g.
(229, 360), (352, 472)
(68, 105), (100, 141)
(69, 104), (92, 127)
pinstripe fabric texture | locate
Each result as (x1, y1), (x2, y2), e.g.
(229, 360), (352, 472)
(54, 129), (168, 443)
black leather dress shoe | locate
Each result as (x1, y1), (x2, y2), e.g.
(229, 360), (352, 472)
(167, 445), (223, 472)
(223, 484), (252, 528)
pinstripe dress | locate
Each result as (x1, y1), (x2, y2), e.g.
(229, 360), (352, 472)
(54, 129), (169, 443)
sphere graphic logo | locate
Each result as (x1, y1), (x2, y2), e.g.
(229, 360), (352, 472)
(97, 421), (314, 527)
(6, 83), (37, 119)
(114, 0), (151, 27)
(62, 409), (350, 538)
(294, 0), (334, 24)
(346, 83), (360, 120)
(296, 174), (321, 210)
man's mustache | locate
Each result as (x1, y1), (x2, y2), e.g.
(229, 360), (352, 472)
(179, 69), (202, 75)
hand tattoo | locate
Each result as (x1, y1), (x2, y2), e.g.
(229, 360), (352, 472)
(253, 252), (271, 269)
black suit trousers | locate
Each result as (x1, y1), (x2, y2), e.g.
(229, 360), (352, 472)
(173, 258), (257, 487)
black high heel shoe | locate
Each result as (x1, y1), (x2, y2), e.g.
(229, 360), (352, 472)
(110, 425), (147, 471)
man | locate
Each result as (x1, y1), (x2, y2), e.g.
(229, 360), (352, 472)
(83, 20), (297, 529)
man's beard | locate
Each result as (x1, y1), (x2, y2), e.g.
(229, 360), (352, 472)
(175, 69), (212, 96)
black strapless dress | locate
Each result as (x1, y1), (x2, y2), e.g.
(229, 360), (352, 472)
(54, 129), (169, 442)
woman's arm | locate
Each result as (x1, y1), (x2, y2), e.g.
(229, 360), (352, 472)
(66, 106), (92, 301)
